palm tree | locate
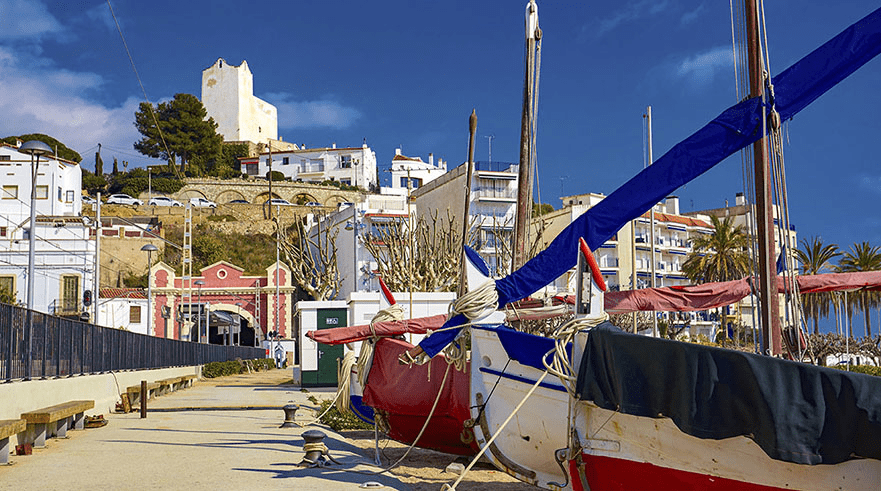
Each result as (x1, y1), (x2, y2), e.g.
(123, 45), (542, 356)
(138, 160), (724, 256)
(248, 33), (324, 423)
(682, 215), (751, 283)
(794, 237), (840, 334)
(835, 241), (881, 337)
(683, 216), (751, 340)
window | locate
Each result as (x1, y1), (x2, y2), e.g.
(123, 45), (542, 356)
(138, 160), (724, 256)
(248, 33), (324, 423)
(0, 275), (14, 296)
(0, 226), (6, 237)
(129, 305), (142, 324)
(399, 177), (422, 189)
(58, 186), (63, 202)
(340, 155), (353, 169)
(282, 157), (289, 165)
(245, 163), (259, 176)
(65, 190), (75, 203)
(0, 155), (10, 161)
(61, 275), (79, 313)
(35, 185), (48, 200)
(341, 179), (351, 186)
(2, 185), (17, 199)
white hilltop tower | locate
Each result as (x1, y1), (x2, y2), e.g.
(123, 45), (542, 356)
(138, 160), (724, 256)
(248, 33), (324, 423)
(201, 58), (278, 145)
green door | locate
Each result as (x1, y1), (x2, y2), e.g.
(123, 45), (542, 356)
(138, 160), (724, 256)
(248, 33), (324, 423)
(303, 308), (346, 387)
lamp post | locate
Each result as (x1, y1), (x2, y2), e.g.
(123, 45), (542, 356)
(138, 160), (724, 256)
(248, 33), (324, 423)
(20, 140), (53, 380)
(195, 280), (205, 343)
(140, 244), (158, 336)
(345, 209), (366, 295)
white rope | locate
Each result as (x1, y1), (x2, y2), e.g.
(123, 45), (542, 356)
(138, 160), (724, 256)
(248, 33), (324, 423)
(355, 304), (406, 387)
(544, 314), (609, 397)
(335, 350), (357, 414)
(449, 280), (499, 322)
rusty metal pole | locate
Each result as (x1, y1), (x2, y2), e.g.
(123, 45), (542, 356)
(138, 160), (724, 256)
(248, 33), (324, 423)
(745, 0), (781, 355)
(140, 380), (147, 418)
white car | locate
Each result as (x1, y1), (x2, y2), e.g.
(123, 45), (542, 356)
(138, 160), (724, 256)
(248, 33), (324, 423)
(148, 196), (183, 207)
(189, 197), (217, 208)
(265, 198), (293, 206)
(106, 194), (143, 206)
(82, 195), (96, 205)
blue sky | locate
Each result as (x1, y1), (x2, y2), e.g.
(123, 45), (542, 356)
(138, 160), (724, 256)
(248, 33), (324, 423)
(2, 0), (880, 259)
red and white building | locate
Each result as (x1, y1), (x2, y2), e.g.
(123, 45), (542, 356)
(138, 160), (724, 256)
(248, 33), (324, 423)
(148, 260), (294, 345)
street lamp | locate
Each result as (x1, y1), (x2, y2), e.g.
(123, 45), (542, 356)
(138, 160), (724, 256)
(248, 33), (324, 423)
(140, 244), (158, 336)
(195, 280), (205, 343)
(344, 210), (366, 294)
(20, 140), (53, 380)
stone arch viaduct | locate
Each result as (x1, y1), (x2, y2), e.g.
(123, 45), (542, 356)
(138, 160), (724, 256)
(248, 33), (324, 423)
(173, 178), (363, 207)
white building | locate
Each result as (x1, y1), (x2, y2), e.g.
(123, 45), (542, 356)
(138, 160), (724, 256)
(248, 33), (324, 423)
(410, 160), (519, 276)
(309, 195), (411, 299)
(201, 58), (278, 145)
(0, 143), (95, 318)
(386, 148), (447, 197)
(241, 143), (379, 192)
(97, 288), (148, 334)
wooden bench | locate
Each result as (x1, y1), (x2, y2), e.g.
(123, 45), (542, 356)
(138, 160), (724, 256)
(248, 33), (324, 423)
(156, 377), (181, 396)
(0, 419), (26, 464)
(179, 374), (197, 389)
(20, 400), (94, 448)
(126, 382), (161, 404)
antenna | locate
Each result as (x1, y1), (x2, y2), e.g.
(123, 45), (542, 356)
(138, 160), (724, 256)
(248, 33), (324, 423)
(483, 134), (495, 164)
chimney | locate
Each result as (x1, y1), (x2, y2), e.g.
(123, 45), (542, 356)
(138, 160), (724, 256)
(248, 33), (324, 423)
(395, 148), (402, 156)
(665, 196), (679, 215)
(332, 143), (336, 149)
(429, 153), (434, 166)
(735, 192), (746, 206)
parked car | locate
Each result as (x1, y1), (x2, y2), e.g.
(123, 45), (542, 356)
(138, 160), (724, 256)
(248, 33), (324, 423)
(265, 198), (293, 206)
(81, 195), (96, 204)
(106, 194), (143, 206)
(228, 199), (249, 204)
(148, 196), (183, 207)
(303, 201), (321, 207)
(189, 197), (217, 208)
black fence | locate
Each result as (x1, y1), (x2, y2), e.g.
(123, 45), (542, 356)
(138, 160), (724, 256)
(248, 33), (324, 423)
(0, 303), (264, 382)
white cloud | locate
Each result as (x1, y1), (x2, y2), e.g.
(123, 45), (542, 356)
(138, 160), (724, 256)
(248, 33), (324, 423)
(0, 0), (62, 40)
(681, 3), (706, 26)
(264, 92), (362, 130)
(674, 46), (733, 86)
(597, 0), (670, 36)
(0, 45), (148, 163)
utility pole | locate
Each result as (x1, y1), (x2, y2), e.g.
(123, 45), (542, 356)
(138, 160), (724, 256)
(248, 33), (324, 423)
(746, 0), (781, 355)
(267, 142), (273, 220)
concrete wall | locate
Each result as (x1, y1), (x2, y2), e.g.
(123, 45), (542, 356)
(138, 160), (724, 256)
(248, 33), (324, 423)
(0, 366), (200, 447)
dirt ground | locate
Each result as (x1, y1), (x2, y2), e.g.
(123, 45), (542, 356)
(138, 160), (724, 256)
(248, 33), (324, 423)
(341, 429), (537, 490)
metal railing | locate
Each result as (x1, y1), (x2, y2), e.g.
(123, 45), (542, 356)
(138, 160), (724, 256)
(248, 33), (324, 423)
(1, 303), (264, 382)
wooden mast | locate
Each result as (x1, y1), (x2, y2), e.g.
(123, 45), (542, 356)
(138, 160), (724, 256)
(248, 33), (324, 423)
(746, 0), (781, 355)
(512, 0), (539, 271)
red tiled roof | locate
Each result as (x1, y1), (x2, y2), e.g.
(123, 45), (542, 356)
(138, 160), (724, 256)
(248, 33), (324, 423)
(392, 154), (422, 162)
(100, 288), (146, 299)
(640, 212), (711, 229)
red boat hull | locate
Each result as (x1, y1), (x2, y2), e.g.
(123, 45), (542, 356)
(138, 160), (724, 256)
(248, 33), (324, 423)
(570, 454), (787, 491)
(362, 338), (477, 456)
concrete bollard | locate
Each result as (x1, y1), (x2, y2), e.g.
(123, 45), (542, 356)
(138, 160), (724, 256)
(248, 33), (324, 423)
(280, 404), (299, 428)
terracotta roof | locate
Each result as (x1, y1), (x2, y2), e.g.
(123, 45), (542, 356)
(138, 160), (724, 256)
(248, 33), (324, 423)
(100, 288), (146, 299)
(641, 212), (711, 229)
(392, 154), (423, 162)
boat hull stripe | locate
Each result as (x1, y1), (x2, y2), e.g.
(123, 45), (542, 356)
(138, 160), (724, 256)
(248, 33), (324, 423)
(478, 367), (567, 392)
